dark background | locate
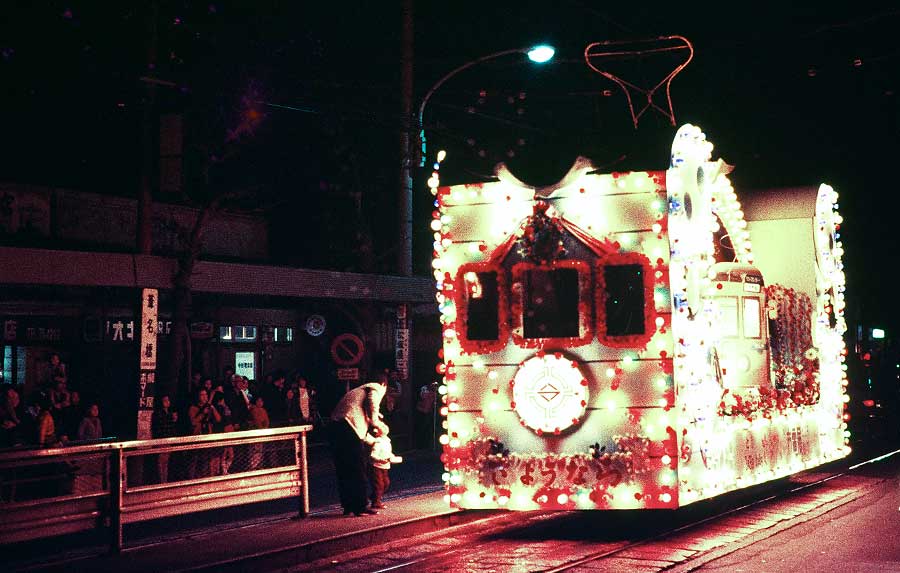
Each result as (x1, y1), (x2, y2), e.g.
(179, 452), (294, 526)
(1, 2), (897, 331)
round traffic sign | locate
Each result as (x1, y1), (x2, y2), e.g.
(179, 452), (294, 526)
(330, 333), (365, 366)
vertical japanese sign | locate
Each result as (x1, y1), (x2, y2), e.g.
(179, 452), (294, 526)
(395, 304), (409, 381)
(137, 288), (158, 439)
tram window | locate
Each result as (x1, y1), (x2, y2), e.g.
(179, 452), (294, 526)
(522, 268), (579, 339)
(714, 297), (739, 337)
(464, 271), (500, 340)
(743, 297), (762, 338)
(603, 264), (646, 336)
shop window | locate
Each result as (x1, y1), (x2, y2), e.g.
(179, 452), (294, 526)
(274, 327), (293, 343)
(2, 346), (25, 385)
(2, 346), (11, 384)
(596, 253), (656, 348)
(219, 325), (257, 342)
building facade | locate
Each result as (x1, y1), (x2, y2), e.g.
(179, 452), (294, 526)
(0, 183), (439, 445)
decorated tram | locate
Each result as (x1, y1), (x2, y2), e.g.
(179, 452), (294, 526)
(428, 124), (850, 510)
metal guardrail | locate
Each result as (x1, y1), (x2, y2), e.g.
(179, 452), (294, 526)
(0, 425), (312, 552)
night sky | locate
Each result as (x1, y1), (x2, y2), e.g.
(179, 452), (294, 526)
(1, 2), (897, 331)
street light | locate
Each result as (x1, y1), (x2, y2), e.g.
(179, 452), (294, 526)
(417, 44), (555, 167)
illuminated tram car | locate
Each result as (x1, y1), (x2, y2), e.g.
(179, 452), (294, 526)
(430, 124), (850, 510)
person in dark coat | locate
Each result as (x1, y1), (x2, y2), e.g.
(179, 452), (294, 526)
(328, 372), (389, 517)
(224, 375), (251, 430)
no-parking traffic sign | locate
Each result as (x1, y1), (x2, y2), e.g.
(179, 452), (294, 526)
(330, 333), (365, 366)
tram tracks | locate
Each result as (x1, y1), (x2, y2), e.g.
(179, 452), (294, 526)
(349, 448), (900, 573)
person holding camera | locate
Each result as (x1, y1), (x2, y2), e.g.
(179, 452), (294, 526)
(187, 388), (221, 478)
(188, 388), (221, 435)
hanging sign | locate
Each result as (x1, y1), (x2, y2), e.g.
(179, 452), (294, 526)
(137, 288), (159, 439)
(395, 304), (409, 381)
(139, 290), (158, 371)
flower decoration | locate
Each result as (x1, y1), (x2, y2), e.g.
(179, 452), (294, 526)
(517, 201), (567, 264)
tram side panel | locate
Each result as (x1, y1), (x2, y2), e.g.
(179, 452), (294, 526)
(675, 186), (848, 506)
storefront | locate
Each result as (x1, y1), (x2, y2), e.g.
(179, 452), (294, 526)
(0, 254), (438, 447)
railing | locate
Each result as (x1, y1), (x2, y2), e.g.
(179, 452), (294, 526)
(0, 425), (312, 552)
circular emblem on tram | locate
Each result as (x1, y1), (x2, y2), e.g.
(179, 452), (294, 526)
(512, 354), (589, 434)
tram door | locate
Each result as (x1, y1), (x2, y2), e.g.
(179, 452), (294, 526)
(709, 264), (773, 394)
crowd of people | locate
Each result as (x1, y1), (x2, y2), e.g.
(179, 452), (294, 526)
(1, 352), (445, 517)
(168, 367), (321, 439)
(0, 354), (327, 449)
(1, 354), (106, 448)
(1, 353), (436, 510)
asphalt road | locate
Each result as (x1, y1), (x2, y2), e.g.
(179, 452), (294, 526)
(689, 448), (900, 572)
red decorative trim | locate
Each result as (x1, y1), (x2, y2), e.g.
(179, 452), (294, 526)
(510, 260), (593, 349)
(487, 232), (519, 265)
(455, 262), (509, 354)
(595, 252), (657, 349)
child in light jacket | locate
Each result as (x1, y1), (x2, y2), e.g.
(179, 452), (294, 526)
(366, 422), (402, 509)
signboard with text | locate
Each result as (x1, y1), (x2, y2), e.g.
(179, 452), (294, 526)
(337, 367), (359, 381)
(395, 304), (409, 381)
(137, 288), (158, 439)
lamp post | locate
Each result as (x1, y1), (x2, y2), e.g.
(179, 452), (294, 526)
(397, 43), (554, 278)
(417, 44), (555, 167)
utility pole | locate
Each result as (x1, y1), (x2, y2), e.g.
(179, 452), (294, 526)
(398, 0), (414, 277)
(137, 1), (158, 255)
(135, 3), (159, 446)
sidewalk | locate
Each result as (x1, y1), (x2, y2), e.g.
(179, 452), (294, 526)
(8, 448), (483, 573)
(11, 487), (459, 573)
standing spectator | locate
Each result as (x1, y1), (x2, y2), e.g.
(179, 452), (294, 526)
(187, 389), (220, 477)
(248, 396), (270, 430)
(188, 389), (220, 435)
(212, 392), (235, 474)
(259, 372), (287, 426)
(212, 392), (233, 432)
(1, 386), (24, 447)
(36, 397), (57, 447)
(45, 353), (68, 390)
(285, 387), (300, 425)
(60, 390), (83, 442)
(329, 372), (389, 517)
(48, 380), (71, 444)
(189, 371), (204, 396)
(381, 370), (402, 425)
(209, 392), (233, 475)
(415, 382), (438, 449)
(50, 379), (71, 413)
(76, 403), (103, 441)
(152, 395), (179, 483)
(296, 375), (316, 425)
(247, 396), (269, 469)
(224, 375), (250, 430)
(201, 376), (216, 399)
(221, 366), (236, 392)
